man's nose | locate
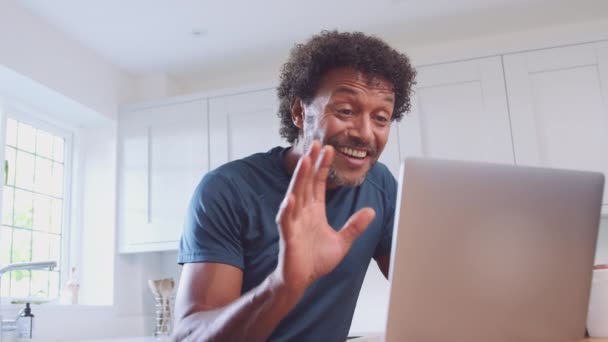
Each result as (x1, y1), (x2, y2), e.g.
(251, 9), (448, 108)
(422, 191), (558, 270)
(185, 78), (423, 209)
(349, 115), (374, 144)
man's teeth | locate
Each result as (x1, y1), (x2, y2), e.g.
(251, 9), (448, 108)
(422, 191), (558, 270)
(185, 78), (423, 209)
(339, 147), (367, 158)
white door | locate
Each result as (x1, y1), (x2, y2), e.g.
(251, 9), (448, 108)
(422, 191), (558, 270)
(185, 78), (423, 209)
(399, 56), (515, 165)
(118, 99), (208, 252)
(209, 89), (285, 168)
(504, 42), (608, 207)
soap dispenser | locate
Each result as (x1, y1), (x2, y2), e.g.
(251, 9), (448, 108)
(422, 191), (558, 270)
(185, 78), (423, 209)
(16, 303), (34, 339)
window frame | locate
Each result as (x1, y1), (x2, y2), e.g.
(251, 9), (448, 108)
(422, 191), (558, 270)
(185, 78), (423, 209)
(0, 104), (74, 301)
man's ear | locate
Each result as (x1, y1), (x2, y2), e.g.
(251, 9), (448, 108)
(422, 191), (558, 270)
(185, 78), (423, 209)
(290, 98), (304, 129)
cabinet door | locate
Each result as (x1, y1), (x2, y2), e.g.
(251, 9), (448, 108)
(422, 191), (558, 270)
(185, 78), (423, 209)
(504, 42), (608, 207)
(399, 56), (514, 164)
(209, 89), (285, 168)
(378, 124), (401, 179)
(118, 100), (208, 253)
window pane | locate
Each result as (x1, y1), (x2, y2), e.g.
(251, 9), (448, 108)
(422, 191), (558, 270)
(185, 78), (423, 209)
(49, 199), (62, 234)
(51, 162), (64, 198)
(6, 118), (17, 147)
(53, 136), (64, 163)
(33, 194), (52, 232)
(35, 129), (54, 159)
(15, 151), (35, 190)
(14, 189), (33, 229)
(48, 233), (61, 265)
(32, 231), (60, 264)
(30, 270), (49, 298)
(32, 231), (52, 262)
(49, 271), (59, 298)
(10, 270), (30, 298)
(4, 118), (68, 301)
(34, 157), (53, 195)
(0, 226), (12, 265)
(5, 147), (16, 186)
(11, 229), (32, 263)
(17, 123), (36, 153)
(0, 272), (9, 297)
(3, 186), (14, 225)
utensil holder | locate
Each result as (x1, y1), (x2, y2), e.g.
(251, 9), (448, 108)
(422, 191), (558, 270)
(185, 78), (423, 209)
(154, 294), (175, 336)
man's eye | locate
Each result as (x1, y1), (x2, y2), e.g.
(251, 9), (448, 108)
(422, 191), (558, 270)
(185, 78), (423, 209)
(376, 115), (390, 123)
(337, 109), (354, 115)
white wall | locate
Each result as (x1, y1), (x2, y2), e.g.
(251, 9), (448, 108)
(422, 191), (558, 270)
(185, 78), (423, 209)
(129, 74), (185, 103)
(160, 251), (181, 287)
(72, 124), (117, 306)
(0, 0), (136, 121)
(597, 218), (608, 265)
(179, 18), (608, 95)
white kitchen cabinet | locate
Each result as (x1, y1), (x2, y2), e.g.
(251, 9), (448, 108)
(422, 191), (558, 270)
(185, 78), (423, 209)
(117, 99), (208, 253)
(378, 124), (401, 178)
(504, 42), (608, 210)
(398, 56), (515, 165)
(208, 89), (286, 169)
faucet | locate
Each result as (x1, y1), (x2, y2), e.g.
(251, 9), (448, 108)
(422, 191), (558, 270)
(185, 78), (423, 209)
(0, 261), (57, 340)
(0, 261), (57, 278)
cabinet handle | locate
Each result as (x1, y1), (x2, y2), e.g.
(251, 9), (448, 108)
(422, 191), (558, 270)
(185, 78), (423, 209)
(147, 127), (152, 224)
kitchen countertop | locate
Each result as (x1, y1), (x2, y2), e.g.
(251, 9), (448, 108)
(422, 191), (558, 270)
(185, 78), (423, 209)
(86, 336), (608, 342)
(347, 339), (608, 342)
(84, 337), (170, 342)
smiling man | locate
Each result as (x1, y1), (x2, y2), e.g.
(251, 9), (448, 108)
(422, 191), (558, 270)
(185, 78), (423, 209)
(288, 67), (394, 187)
(174, 31), (416, 341)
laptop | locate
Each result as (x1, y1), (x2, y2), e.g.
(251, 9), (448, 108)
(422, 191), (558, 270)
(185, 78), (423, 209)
(384, 158), (605, 342)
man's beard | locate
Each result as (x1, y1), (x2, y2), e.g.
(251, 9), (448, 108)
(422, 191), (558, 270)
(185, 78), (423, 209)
(300, 114), (379, 187)
(325, 135), (379, 187)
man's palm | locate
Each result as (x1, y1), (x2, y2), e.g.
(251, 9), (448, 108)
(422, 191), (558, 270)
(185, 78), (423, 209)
(275, 142), (375, 293)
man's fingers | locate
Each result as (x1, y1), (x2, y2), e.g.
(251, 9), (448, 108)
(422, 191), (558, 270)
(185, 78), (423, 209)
(338, 208), (376, 246)
(304, 142), (321, 205)
(288, 155), (311, 216)
(275, 193), (295, 228)
(313, 145), (334, 202)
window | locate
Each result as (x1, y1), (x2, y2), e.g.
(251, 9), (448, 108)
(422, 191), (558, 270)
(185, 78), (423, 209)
(0, 116), (71, 300)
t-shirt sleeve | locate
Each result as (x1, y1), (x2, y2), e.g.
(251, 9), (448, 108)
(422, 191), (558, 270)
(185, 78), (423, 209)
(178, 172), (245, 269)
(373, 169), (398, 259)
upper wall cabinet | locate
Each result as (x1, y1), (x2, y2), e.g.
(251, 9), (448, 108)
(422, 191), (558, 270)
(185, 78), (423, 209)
(504, 42), (608, 208)
(208, 89), (286, 170)
(117, 100), (208, 253)
(398, 56), (515, 165)
(377, 124), (401, 178)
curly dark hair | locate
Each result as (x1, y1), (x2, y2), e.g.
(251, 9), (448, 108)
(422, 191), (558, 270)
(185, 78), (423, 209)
(277, 30), (416, 144)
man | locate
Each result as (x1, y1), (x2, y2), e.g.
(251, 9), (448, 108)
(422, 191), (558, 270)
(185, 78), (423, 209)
(174, 30), (416, 341)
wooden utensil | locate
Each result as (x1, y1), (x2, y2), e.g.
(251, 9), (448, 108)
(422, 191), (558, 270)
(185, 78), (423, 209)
(158, 278), (175, 333)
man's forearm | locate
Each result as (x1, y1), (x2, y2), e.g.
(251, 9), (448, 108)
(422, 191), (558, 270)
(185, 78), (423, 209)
(173, 272), (303, 342)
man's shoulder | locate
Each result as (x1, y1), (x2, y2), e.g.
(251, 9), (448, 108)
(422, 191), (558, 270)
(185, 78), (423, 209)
(196, 146), (288, 199)
(362, 161), (398, 197)
(366, 161), (397, 185)
(210, 146), (285, 178)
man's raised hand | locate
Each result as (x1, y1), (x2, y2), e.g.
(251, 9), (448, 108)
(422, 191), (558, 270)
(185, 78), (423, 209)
(274, 141), (376, 294)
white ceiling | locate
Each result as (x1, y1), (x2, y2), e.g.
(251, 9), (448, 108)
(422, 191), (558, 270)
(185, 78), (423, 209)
(15, 0), (608, 85)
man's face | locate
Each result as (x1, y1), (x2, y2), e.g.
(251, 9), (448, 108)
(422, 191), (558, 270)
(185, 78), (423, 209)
(294, 67), (395, 187)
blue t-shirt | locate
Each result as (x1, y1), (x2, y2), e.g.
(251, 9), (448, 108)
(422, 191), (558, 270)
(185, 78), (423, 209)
(178, 146), (397, 341)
